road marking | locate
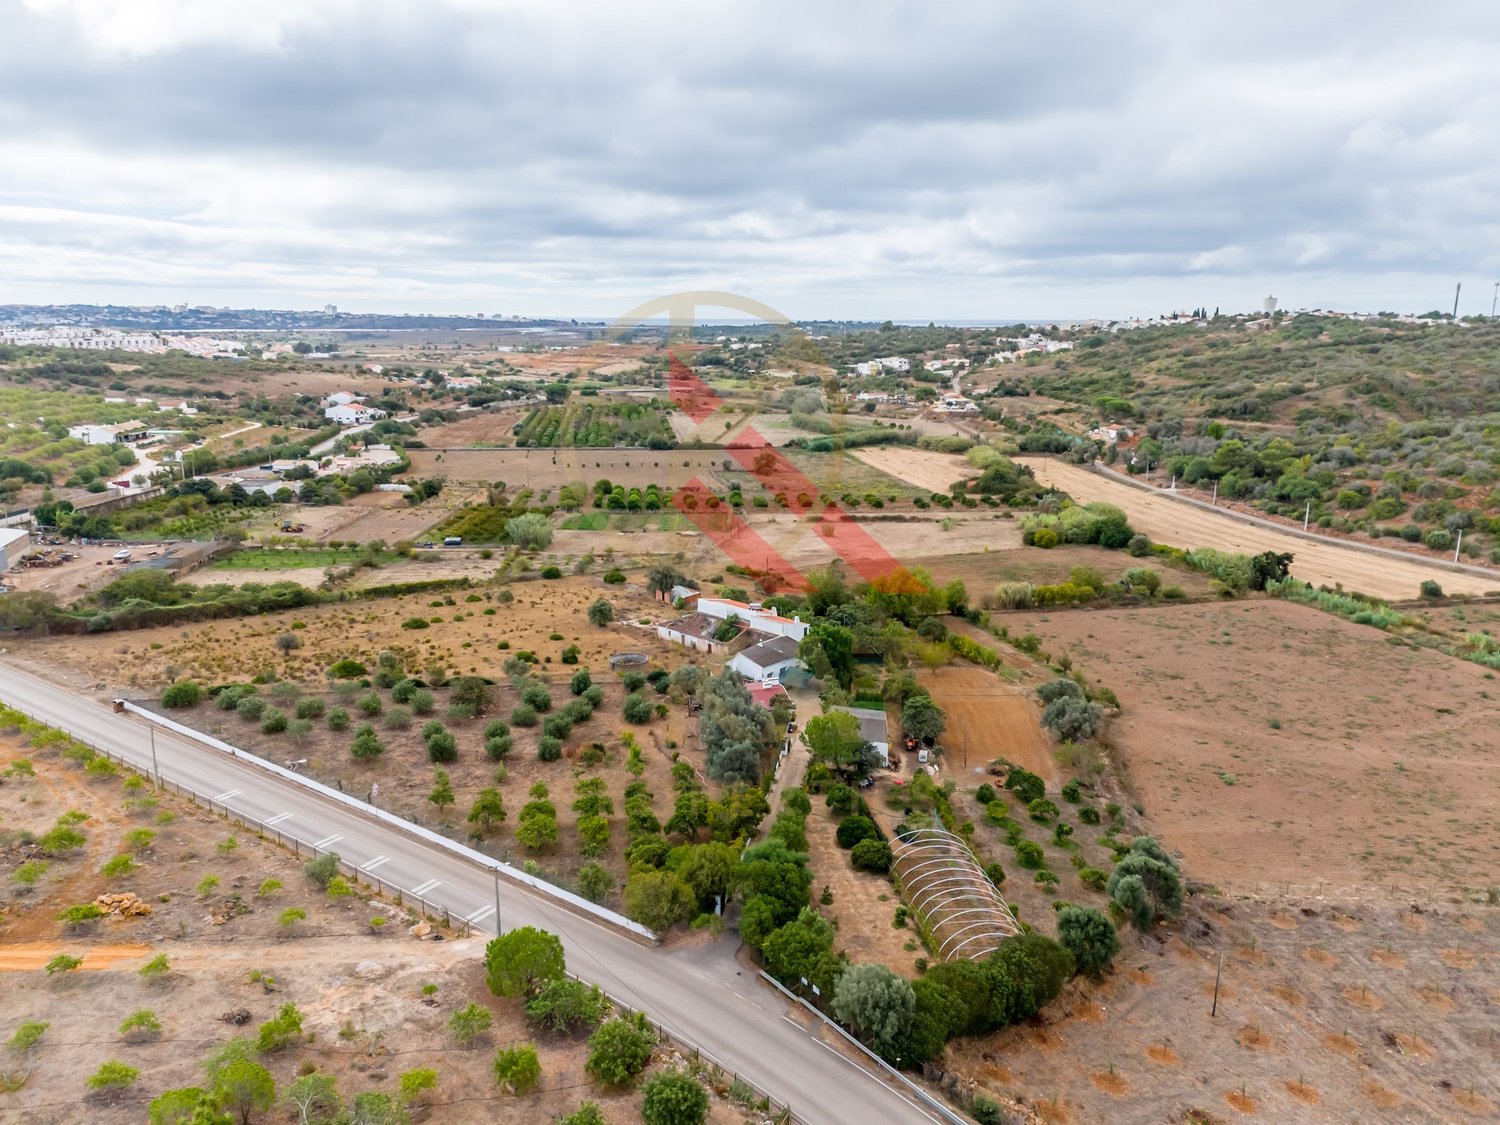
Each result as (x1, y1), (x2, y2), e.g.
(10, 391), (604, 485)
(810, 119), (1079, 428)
(464, 905), (496, 924)
(265, 812), (293, 826)
(213, 789), (241, 802)
(362, 855), (390, 872)
(312, 833), (343, 849)
(410, 878), (442, 896)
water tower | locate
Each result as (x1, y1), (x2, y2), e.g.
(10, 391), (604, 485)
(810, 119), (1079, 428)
(1261, 295), (1278, 315)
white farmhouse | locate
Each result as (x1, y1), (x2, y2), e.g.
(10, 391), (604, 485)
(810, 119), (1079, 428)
(67, 420), (149, 445)
(324, 403), (387, 425)
(695, 597), (809, 642)
(729, 635), (805, 684)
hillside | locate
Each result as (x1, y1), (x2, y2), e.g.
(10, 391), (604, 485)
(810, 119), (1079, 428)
(994, 316), (1500, 563)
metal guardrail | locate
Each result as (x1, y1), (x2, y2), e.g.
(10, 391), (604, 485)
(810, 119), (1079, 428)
(568, 970), (798, 1124)
(3, 701), (464, 936)
(121, 702), (658, 942)
(758, 972), (966, 1125)
(2, 698), (801, 1123)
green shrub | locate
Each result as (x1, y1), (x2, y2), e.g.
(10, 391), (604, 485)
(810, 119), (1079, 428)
(849, 838), (893, 873)
(1015, 840), (1044, 868)
(622, 692), (653, 724)
(160, 681), (202, 708)
(585, 1014), (655, 1085)
(538, 736), (563, 761)
(326, 707), (350, 731)
(294, 697), (325, 720)
(835, 815), (878, 849)
(525, 978), (608, 1035)
(493, 1043), (541, 1095)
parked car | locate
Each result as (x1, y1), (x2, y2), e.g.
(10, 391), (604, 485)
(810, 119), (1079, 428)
(917, 749), (929, 765)
(442, 536), (463, 546)
(112, 548), (132, 561)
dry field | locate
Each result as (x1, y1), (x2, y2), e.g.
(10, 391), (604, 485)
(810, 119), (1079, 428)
(17, 575), (676, 698)
(1007, 599), (1500, 892)
(11, 576), (711, 896)
(0, 737), (746, 1125)
(406, 448), (732, 489)
(921, 545), (1219, 603)
(419, 410), (528, 446)
(950, 893), (1500, 1124)
(849, 447), (973, 493)
(918, 665), (1055, 786)
(238, 491), (459, 547)
(1019, 457), (1500, 602)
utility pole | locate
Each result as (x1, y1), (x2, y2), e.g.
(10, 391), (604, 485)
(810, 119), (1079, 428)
(148, 722), (160, 786)
(1453, 281), (1462, 320)
(1303, 500), (1311, 531)
(1455, 528), (1463, 562)
(1211, 951), (1224, 1016)
(493, 872), (502, 936)
(1211, 480), (1218, 506)
(1492, 282), (1498, 320)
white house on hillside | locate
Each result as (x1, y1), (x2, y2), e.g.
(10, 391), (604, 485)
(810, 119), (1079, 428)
(729, 635), (804, 683)
(67, 421), (149, 445)
(325, 403), (387, 425)
(695, 596), (809, 642)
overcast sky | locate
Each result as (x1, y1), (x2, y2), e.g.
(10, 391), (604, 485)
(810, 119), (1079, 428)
(2, 0), (1498, 321)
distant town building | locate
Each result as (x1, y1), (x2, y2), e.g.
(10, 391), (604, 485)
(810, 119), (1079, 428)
(67, 420), (150, 446)
(324, 403), (387, 425)
(935, 395), (980, 414)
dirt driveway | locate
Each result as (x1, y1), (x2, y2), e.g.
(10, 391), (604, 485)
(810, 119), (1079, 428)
(1019, 457), (1500, 601)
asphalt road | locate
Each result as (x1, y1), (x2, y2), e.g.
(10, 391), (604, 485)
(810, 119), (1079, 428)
(0, 661), (943, 1125)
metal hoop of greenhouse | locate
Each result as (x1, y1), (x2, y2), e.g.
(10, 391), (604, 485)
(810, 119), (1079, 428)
(891, 826), (1020, 961)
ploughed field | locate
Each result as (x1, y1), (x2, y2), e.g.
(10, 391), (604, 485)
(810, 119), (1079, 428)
(1006, 599), (1500, 893)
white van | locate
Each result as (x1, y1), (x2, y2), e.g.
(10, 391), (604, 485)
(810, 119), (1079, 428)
(917, 749), (930, 765)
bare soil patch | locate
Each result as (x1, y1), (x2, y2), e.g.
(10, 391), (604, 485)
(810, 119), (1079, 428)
(1224, 1089), (1258, 1114)
(944, 895), (1499, 1124)
(848, 447), (973, 493)
(1008, 599), (1500, 889)
(407, 447), (730, 488)
(918, 664), (1054, 785)
(1285, 1080), (1319, 1105)
(420, 409), (528, 446)
(1090, 1070), (1128, 1096)
(802, 801), (914, 975)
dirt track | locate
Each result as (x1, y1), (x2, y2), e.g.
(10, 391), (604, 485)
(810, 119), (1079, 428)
(1019, 457), (1500, 602)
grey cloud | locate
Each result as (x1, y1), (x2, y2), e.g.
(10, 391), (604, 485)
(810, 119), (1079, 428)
(1, 0), (1498, 317)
